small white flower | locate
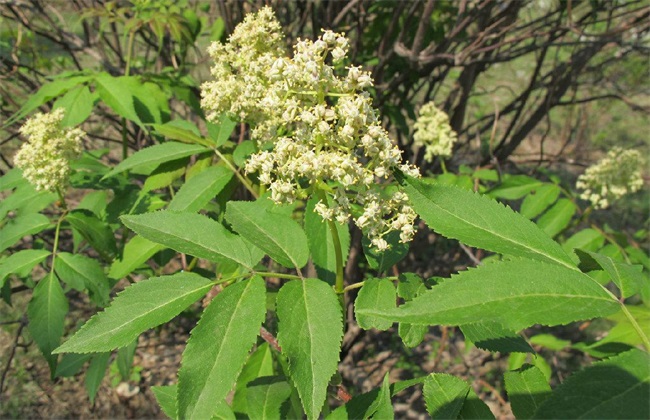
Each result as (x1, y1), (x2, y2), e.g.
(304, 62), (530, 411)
(576, 147), (644, 209)
(14, 109), (84, 192)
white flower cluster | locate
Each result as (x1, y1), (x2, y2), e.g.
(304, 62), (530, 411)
(413, 102), (457, 161)
(14, 109), (84, 193)
(576, 147), (644, 209)
(201, 7), (420, 250)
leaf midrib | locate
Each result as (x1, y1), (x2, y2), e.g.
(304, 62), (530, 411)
(359, 291), (615, 319)
(410, 181), (576, 271)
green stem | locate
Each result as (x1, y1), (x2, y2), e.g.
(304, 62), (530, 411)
(49, 209), (68, 283)
(56, 188), (68, 211)
(440, 159), (448, 174)
(254, 271), (303, 281)
(121, 30), (136, 161)
(342, 281), (364, 293)
(213, 148), (259, 198)
(619, 302), (650, 352)
(316, 189), (345, 309)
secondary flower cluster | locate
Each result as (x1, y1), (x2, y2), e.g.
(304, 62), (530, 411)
(201, 7), (420, 250)
(576, 147), (644, 209)
(14, 109), (84, 193)
(413, 102), (457, 161)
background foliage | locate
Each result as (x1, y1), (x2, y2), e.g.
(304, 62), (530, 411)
(1, 1), (648, 418)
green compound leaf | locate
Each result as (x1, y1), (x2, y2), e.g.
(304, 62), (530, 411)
(54, 272), (212, 354)
(354, 277), (396, 331)
(0, 249), (50, 288)
(304, 196), (350, 285)
(152, 384), (178, 419)
(103, 142), (208, 179)
(56, 252), (110, 307)
(401, 176), (576, 270)
(356, 259), (619, 331)
(0, 213), (50, 253)
(246, 377), (292, 420)
(460, 388), (495, 419)
(461, 321), (533, 353)
(536, 198), (576, 238)
(504, 365), (551, 419)
(121, 211), (263, 270)
(226, 200), (309, 269)
(576, 250), (647, 299)
(423, 373), (469, 419)
(28, 275), (69, 374)
(66, 209), (117, 261)
(177, 277), (266, 420)
(520, 184), (560, 219)
(168, 165), (233, 213)
(533, 349), (650, 419)
(276, 279), (343, 420)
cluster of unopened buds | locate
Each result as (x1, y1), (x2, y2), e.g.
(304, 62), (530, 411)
(201, 7), (420, 250)
(413, 101), (457, 162)
(576, 147), (644, 209)
(14, 109), (84, 193)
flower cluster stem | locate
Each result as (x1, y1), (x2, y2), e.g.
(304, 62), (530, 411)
(316, 189), (345, 309)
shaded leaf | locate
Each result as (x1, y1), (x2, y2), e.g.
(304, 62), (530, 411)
(56, 252), (110, 306)
(461, 321), (533, 353)
(246, 376), (292, 420)
(520, 184), (560, 219)
(362, 231), (409, 274)
(232, 343), (275, 414)
(504, 365), (551, 419)
(304, 196), (350, 285)
(576, 250), (647, 299)
(487, 175), (543, 200)
(66, 209), (117, 261)
(533, 349), (650, 419)
(108, 235), (164, 280)
(54, 272), (212, 354)
(423, 373), (469, 419)
(177, 277), (266, 419)
(55, 353), (92, 378)
(95, 73), (142, 125)
(86, 352), (111, 404)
